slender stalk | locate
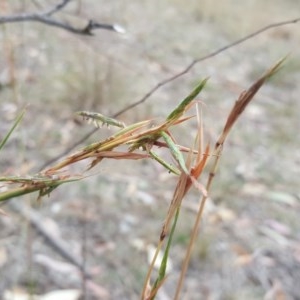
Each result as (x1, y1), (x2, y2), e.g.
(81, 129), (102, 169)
(0, 108), (25, 151)
(174, 144), (222, 299)
(151, 206), (181, 299)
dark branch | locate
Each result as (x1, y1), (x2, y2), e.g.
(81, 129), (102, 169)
(0, 0), (125, 35)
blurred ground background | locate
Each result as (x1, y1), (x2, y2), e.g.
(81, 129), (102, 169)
(0, 0), (300, 299)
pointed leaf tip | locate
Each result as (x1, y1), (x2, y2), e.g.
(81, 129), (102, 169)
(166, 78), (208, 122)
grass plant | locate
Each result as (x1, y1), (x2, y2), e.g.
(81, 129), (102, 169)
(0, 58), (284, 299)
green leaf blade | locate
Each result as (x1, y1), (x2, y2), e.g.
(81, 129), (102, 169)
(0, 108), (26, 152)
(166, 78), (208, 122)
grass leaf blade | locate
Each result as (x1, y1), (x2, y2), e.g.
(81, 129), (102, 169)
(0, 108), (26, 152)
(166, 78), (208, 122)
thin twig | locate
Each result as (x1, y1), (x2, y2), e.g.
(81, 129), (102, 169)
(113, 17), (300, 117)
(44, 0), (71, 16)
(38, 17), (299, 170)
(38, 128), (98, 171)
(0, 0), (124, 35)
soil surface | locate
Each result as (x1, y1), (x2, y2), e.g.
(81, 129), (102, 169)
(0, 1), (300, 299)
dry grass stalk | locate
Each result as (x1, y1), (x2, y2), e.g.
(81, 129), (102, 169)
(1, 80), (208, 205)
(0, 59), (285, 300)
(173, 58), (285, 300)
